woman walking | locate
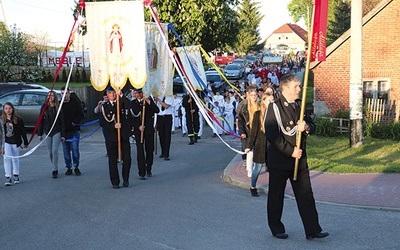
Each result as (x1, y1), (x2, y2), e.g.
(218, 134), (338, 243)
(2, 102), (28, 186)
(38, 91), (65, 178)
(245, 87), (275, 196)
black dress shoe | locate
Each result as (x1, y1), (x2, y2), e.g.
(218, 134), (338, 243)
(123, 181), (129, 187)
(147, 173), (152, 177)
(139, 176), (146, 180)
(164, 157), (170, 161)
(159, 154), (165, 158)
(273, 233), (288, 239)
(306, 231), (329, 239)
(112, 185), (120, 189)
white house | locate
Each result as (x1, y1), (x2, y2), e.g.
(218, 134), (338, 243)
(263, 23), (308, 55)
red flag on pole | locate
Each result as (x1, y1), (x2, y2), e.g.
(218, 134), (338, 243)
(310, 0), (329, 62)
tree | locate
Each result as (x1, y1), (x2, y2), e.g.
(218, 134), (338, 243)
(233, 0), (265, 55)
(288, 0), (313, 29)
(0, 23), (40, 82)
(327, 0), (351, 46)
(30, 31), (51, 67)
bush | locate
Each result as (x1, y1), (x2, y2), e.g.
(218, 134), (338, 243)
(391, 122), (400, 141)
(74, 69), (81, 82)
(315, 118), (338, 137)
(334, 109), (349, 119)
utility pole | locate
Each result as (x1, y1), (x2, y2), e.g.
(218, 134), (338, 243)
(349, 0), (363, 147)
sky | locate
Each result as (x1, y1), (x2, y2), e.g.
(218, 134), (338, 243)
(1, 0), (305, 45)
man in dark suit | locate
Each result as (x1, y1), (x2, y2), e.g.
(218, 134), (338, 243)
(100, 86), (132, 189)
(130, 88), (159, 179)
(182, 93), (199, 145)
(265, 74), (329, 240)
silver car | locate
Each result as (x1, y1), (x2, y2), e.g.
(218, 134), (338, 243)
(224, 63), (244, 79)
(0, 89), (62, 128)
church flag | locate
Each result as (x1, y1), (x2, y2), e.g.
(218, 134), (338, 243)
(86, 1), (147, 91)
(175, 45), (207, 91)
(310, 0), (329, 62)
(143, 22), (173, 97)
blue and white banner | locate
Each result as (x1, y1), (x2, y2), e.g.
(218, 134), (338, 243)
(175, 45), (207, 91)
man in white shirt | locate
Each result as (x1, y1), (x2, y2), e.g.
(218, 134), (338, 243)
(155, 95), (174, 161)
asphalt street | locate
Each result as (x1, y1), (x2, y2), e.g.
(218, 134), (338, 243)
(0, 124), (399, 249)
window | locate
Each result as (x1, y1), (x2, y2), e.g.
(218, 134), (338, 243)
(363, 79), (390, 100)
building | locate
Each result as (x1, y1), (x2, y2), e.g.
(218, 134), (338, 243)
(311, 0), (400, 118)
(263, 23), (308, 55)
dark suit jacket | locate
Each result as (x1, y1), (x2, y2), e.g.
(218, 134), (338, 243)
(131, 96), (159, 136)
(247, 110), (266, 164)
(265, 95), (315, 171)
(100, 96), (132, 142)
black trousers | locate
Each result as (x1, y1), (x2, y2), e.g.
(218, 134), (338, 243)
(267, 167), (322, 236)
(186, 111), (199, 136)
(157, 115), (172, 157)
(106, 139), (131, 186)
(135, 133), (155, 177)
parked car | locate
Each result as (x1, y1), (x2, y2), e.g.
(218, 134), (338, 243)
(172, 76), (187, 96)
(224, 63), (244, 80)
(231, 58), (246, 68)
(0, 89), (62, 128)
(0, 82), (48, 97)
(205, 72), (226, 92)
(245, 55), (256, 65)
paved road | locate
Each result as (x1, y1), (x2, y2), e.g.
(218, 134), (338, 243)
(1, 124), (399, 249)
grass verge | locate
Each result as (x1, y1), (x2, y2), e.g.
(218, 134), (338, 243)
(307, 135), (400, 173)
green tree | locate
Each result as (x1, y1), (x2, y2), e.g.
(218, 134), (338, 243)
(0, 23), (39, 82)
(288, 0), (313, 29)
(234, 0), (265, 55)
(327, 0), (351, 46)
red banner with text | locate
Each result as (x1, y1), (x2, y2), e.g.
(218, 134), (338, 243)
(310, 0), (329, 62)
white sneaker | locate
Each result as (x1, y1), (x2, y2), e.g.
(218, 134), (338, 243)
(13, 175), (20, 184)
(5, 177), (12, 186)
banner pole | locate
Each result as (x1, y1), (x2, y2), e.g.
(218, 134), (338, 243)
(293, 1), (316, 181)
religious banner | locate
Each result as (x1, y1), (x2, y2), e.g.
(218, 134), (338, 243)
(86, 1), (147, 91)
(310, 0), (329, 62)
(175, 45), (207, 91)
(143, 22), (173, 97)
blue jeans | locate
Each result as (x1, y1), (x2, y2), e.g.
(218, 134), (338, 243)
(251, 163), (263, 188)
(62, 131), (80, 169)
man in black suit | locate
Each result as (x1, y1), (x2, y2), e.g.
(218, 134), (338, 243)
(182, 93), (199, 145)
(130, 88), (159, 179)
(265, 74), (329, 240)
(100, 86), (132, 189)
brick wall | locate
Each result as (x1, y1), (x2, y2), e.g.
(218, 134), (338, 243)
(313, 0), (400, 116)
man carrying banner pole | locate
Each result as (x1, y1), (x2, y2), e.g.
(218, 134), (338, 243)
(100, 87), (132, 189)
(264, 0), (329, 239)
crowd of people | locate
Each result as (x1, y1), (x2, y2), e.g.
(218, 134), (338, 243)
(0, 66), (329, 239)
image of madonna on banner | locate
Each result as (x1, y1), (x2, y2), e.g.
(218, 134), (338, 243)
(143, 22), (174, 98)
(86, 1), (147, 91)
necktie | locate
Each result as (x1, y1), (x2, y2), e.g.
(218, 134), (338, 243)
(161, 97), (166, 111)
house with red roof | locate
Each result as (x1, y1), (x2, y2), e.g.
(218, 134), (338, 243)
(263, 23), (308, 55)
(311, 0), (400, 120)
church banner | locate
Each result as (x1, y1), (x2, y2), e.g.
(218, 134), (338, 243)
(175, 45), (207, 91)
(310, 0), (329, 62)
(143, 22), (173, 97)
(86, 1), (147, 91)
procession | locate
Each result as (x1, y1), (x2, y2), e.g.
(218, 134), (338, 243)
(1, 0), (400, 249)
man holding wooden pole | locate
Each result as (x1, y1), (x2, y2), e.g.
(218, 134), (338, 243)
(100, 86), (132, 189)
(130, 88), (159, 179)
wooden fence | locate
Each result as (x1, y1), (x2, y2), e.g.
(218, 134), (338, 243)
(320, 117), (350, 134)
(364, 98), (400, 124)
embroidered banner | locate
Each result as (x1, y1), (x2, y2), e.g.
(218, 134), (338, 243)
(310, 0), (329, 62)
(86, 1), (147, 91)
(143, 22), (173, 97)
(175, 45), (207, 91)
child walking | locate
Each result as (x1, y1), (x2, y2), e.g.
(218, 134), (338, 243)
(2, 102), (28, 186)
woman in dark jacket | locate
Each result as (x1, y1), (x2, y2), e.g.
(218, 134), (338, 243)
(38, 90), (65, 178)
(245, 87), (275, 197)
